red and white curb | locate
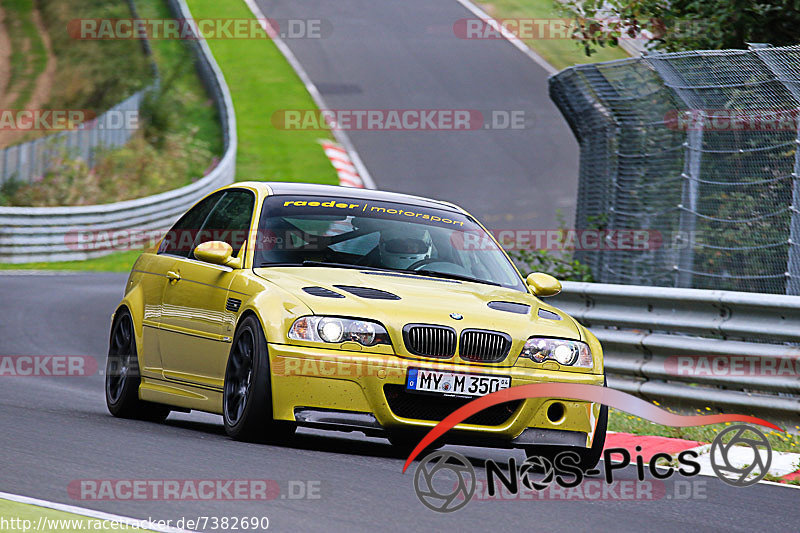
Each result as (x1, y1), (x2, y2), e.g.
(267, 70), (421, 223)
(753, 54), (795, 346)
(604, 432), (800, 484)
(320, 140), (365, 188)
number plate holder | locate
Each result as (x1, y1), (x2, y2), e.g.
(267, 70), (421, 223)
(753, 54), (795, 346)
(405, 368), (511, 398)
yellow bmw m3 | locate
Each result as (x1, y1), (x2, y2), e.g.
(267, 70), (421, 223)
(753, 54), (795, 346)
(105, 182), (606, 467)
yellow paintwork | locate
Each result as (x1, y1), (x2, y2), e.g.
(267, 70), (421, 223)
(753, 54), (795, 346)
(115, 182), (605, 446)
(526, 272), (562, 297)
(194, 240), (239, 268)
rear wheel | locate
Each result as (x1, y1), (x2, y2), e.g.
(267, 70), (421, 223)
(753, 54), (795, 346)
(223, 314), (295, 443)
(105, 309), (170, 421)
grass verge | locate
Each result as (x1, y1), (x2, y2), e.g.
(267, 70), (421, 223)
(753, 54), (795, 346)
(133, 0), (223, 157)
(0, 498), (158, 532)
(186, 0), (338, 183)
(479, 0), (631, 71)
(609, 407), (800, 454)
(3, 0), (48, 109)
(0, 250), (142, 272)
(39, 0), (152, 114)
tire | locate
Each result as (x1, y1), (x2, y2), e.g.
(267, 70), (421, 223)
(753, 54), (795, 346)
(223, 314), (295, 443)
(105, 308), (170, 422)
(578, 402), (607, 471)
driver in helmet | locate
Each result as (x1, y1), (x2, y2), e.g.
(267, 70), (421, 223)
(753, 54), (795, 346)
(378, 227), (433, 270)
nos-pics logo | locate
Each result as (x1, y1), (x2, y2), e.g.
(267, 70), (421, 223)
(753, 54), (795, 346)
(412, 424), (772, 513)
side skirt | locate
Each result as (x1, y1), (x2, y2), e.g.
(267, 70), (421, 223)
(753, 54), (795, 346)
(139, 376), (223, 414)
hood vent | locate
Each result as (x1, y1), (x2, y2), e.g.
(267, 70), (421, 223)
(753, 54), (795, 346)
(302, 286), (345, 298)
(487, 301), (530, 315)
(334, 285), (401, 300)
(537, 308), (562, 320)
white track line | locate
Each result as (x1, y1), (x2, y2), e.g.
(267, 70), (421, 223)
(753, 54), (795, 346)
(242, 0), (377, 189)
(0, 491), (195, 532)
(453, 0), (558, 76)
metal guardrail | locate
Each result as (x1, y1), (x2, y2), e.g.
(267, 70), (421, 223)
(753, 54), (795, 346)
(0, 0), (236, 263)
(554, 282), (800, 428)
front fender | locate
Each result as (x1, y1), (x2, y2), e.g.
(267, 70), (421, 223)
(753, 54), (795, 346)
(229, 273), (314, 345)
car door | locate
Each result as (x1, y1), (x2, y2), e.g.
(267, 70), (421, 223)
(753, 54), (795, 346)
(158, 189), (255, 390)
(141, 191), (225, 373)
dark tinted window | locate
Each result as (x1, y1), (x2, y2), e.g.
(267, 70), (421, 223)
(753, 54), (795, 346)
(191, 190), (255, 258)
(158, 192), (223, 257)
(254, 195), (526, 291)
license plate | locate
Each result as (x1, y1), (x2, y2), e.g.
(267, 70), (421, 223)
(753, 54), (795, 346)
(406, 368), (511, 397)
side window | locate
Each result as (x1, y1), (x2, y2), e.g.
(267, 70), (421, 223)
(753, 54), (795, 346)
(158, 192), (223, 257)
(191, 189), (255, 258)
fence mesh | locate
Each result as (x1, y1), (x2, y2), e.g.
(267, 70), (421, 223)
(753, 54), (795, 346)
(550, 44), (800, 295)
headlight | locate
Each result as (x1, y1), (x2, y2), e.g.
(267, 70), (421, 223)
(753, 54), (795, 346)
(519, 337), (592, 369)
(318, 317), (344, 343)
(289, 316), (391, 347)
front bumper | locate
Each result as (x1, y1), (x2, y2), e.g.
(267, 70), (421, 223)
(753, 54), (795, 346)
(268, 343), (604, 447)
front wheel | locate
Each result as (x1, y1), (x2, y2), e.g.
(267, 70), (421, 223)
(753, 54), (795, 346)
(105, 308), (170, 422)
(223, 315), (295, 443)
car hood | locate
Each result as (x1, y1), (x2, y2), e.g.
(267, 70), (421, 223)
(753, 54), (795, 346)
(253, 267), (581, 342)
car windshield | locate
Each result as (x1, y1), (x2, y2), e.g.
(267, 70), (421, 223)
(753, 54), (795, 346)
(254, 195), (526, 291)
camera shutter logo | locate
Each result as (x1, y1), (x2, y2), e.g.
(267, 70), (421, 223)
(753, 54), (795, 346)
(413, 451), (475, 512)
(519, 455), (556, 491)
(710, 424), (772, 487)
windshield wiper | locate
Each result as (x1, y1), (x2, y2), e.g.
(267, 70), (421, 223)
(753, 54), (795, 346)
(410, 269), (501, 287)
(257, 261), (502, 287)
(301, 260), (373, 270)
(258, 260), (392, 272)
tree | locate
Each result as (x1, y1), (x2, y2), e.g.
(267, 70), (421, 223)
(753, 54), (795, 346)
(563, 0), (800, 55)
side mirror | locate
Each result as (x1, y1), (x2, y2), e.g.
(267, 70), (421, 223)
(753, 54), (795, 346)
(194, 241), (241, 268)
(526, 272), (562, 297)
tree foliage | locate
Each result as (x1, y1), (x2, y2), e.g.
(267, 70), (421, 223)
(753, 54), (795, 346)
(563, 0), (800, 55)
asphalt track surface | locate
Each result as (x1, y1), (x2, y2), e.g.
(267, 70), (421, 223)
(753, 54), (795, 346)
(256, 0), (580, 231)
(1, 273), (799, 532)
(2, 2), (798, 532)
